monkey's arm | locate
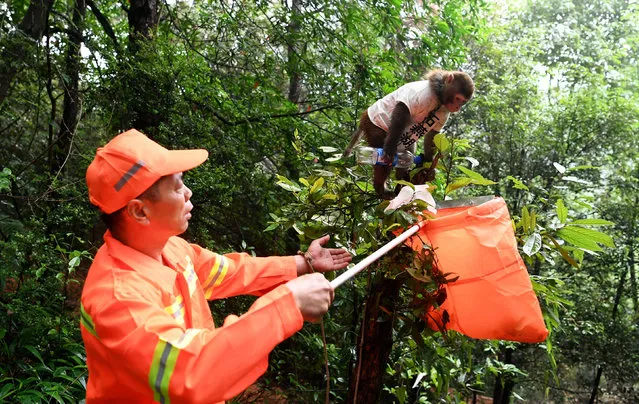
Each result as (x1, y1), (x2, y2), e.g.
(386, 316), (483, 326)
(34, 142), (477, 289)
(414, 129), (439, 184)
(423, 129), (439, 163)
(382, 102), (411, 161)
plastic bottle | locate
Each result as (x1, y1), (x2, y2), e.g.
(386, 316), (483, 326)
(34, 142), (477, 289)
(354, 146), (417, 168)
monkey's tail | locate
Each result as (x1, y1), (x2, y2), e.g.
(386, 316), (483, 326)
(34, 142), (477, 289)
(342, 127), (364, 158)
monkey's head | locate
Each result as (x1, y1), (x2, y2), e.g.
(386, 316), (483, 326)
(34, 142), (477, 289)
(428, 70), (475, 113)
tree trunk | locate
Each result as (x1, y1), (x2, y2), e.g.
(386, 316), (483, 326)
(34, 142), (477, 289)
(348, 275), (401, 403)
(628, 194), (638, 314)
(125, 0), (160, 133)
(283, 0), (302, 179)
(0, 0), (54, 103)
(52, 0), (85, 173)
(492, 347), (515, 404)
(589, 365), (603, 403)
(127, 0), (158, 52)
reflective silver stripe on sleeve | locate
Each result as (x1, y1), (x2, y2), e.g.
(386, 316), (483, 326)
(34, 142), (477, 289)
(114, 160), (145, 191)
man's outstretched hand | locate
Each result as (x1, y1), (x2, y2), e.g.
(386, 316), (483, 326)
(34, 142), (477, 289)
(304, 235), (352, 273)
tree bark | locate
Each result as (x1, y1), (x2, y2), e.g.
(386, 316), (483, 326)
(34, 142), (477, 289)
(0, 0), (54, 103)
(492, 347), (515, 404)
(52, 0), (86, 173)
(589, 365), (603, 404)
(283, 0), (302, 179)
(348, 275), (401, 403)
(127, 0), (158, 52)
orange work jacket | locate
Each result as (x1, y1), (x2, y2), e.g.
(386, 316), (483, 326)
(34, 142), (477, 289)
(80, 230), (303, 403)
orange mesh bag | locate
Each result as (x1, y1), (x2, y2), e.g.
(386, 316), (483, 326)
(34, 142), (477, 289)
(405, 197), (548, 343)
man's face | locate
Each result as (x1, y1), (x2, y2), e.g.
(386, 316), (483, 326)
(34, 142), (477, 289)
(143, 173), (193, 237)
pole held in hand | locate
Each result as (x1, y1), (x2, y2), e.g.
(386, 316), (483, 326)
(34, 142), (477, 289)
(330, 221), (424, 289)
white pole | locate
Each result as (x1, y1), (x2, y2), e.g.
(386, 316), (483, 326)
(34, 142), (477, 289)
(330, 222), (424, 289)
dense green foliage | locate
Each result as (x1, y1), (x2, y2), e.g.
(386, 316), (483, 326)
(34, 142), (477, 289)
(0, 0), (637, 402)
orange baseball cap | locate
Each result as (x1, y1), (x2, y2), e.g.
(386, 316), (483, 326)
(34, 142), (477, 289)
(86, 129), (208, 214)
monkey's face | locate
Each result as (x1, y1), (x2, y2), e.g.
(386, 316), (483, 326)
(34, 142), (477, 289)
(444, 93), (468, 112)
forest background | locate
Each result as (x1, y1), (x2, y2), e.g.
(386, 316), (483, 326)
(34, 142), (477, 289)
(1, 0), (638, 402)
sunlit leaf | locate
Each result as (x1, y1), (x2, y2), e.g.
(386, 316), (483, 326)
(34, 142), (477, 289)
(319, 146), (338, 153)
(557, 226), (615, 251)
(553, 162), (566, 173)
(310, 177), (325, 193)
(561, 176), (591, 185)
(434, 133), (450, 152)
(507, 175), (529, 191)
(556, 199), (567, 224)
(570, 219), (614, 226)
(523, 233), (542, 256)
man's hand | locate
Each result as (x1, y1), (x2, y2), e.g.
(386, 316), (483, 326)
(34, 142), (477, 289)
(302, 235), (352, 274)
(286, 274), (334, 323)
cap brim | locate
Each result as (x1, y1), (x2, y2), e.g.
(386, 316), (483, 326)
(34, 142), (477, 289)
(159, 149), (209, 175)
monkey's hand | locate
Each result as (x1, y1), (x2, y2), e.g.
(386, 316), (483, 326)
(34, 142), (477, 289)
(380, 152), (395, 166)
(413, 168), (436, 184)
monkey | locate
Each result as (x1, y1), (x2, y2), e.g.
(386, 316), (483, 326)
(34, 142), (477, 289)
(343, 69), (474, 199)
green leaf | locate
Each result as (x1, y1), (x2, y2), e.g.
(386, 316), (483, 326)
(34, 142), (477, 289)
(264, 223), (279, 232)
(557, 226), (615, 251)
(506, 175), (529, 191)
(523, 233), (542, 256)
(319, 146), (338, 153)
(24, 345), (46, 366)
(521, 206), (530, 233)
(445, 177), (473, 192)
(276, 175), (301, 192)
(561, 176), (591, 185)
(456, 165), (496, 185)
(553, 162), (566, 173)
(570, 219), (614, 226)
(309, 177), (325, 193)
(68, 256), (81, 272)
(556, 199), (568, 224)
(0, 168), (12, 192)
(433, 133), (450, 152)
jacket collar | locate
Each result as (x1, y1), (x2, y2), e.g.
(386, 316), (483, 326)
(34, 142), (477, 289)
(103, 230), (178, 280)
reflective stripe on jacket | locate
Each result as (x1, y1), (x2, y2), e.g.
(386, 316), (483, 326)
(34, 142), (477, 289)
(80, 230), (303, 403)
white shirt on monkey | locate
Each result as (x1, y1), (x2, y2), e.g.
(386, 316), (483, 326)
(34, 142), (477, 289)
(367, 81), (451, 152)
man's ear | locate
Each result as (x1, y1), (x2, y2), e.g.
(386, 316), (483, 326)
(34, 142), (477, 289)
(124, 199), (150, 225)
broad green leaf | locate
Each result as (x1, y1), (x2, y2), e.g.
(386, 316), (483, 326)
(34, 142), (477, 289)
(523, 233), (542, 256)
(310, 177), (325, 193)
(521, 206), (530, 233)
(276, 175), (301, 192)
(557, 226), (615, 251)
(433, 133), (450, 152)
(264, 223), (279, 232)
(570, 219), (614, 226)
(556, 199), (568, 224)
(299, 178), (310, 187)
(68, 256), (81, 272)
(456, 165), (496, 185)
(445, 177), (473, 192)
(276, 181), (301, 192)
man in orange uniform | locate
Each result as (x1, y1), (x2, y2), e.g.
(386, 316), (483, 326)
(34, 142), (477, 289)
(81, 129), (352, 403)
